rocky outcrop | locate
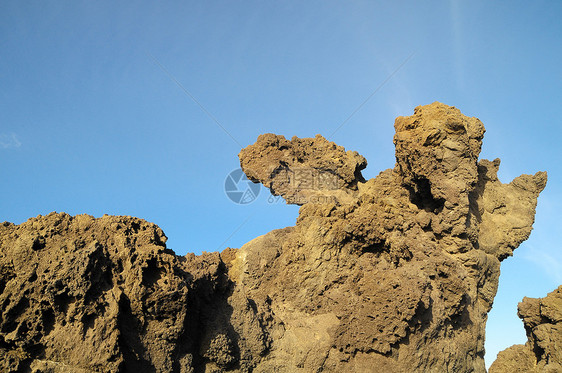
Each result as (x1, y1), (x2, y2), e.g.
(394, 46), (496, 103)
(0, 214), (244, 372)
(239, 133), (367, 205)
(0, 102), (548, 372)
(489, 286), (562, 373)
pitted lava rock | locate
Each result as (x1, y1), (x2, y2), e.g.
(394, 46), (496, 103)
(489, 286), (562, 373)
(239, 133), (367, 205)
(0, 102), (549, 372)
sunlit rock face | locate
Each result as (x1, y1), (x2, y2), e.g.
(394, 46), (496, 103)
(0, 103), (547, 373)
(490, 286), (562, 373)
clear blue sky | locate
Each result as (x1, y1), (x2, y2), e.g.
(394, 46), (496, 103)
(1, 1), (560, 368)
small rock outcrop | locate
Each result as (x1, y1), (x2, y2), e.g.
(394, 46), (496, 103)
(239, 133), (367, 205)
(490, 286), (562, 373)
(0, 102), (549, 372)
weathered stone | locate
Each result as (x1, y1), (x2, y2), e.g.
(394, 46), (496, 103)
(239, 133), (367, 205)
(489, 286), (562, 373)
(0, 102), (549, 372)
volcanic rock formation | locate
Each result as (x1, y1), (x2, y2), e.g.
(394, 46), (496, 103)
(0, 102), (549, 372)
(489, 286), (562, 373)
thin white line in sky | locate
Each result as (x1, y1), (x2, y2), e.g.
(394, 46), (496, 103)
(146, 52), (243, 148)
(215, 213), (255, 251)
(329, 52), (415, 139)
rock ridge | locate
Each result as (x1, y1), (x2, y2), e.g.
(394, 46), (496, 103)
(0, 102), (550, 372)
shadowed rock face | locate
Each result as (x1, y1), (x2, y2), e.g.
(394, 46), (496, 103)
(489, 286), (562, 373)
(0, 214), (246, 372)
(0, 102), (548, 372)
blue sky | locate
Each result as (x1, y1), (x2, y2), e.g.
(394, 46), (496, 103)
(1, 1), (560, 368)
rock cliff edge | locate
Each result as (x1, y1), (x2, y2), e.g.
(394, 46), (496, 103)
(0, 103), (554, 372)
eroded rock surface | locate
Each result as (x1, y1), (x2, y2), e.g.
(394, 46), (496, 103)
(239, 133), (367, 205)
(0, 214), (258, 372)
(489, 286), (562, 373)
(0, 102), (548, 372)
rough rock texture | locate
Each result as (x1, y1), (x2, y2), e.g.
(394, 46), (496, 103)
(239, 133), (367, 205)
(0, 102), (548, 372)
(489, 286), (562, 373)
(0, 214), (250, 372)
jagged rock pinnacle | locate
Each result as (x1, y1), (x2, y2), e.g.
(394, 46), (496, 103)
(0, 102), (552, 372)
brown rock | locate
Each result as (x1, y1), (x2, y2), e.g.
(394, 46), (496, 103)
(0, 213), (266, 372)
(0, 102), (548, 372)
(489, 286), (562, 373)
(239, 133), (367, 205)
(471, 159), (547, 260)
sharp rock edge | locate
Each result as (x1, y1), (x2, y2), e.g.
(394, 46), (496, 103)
(0, 102), (555, 373)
